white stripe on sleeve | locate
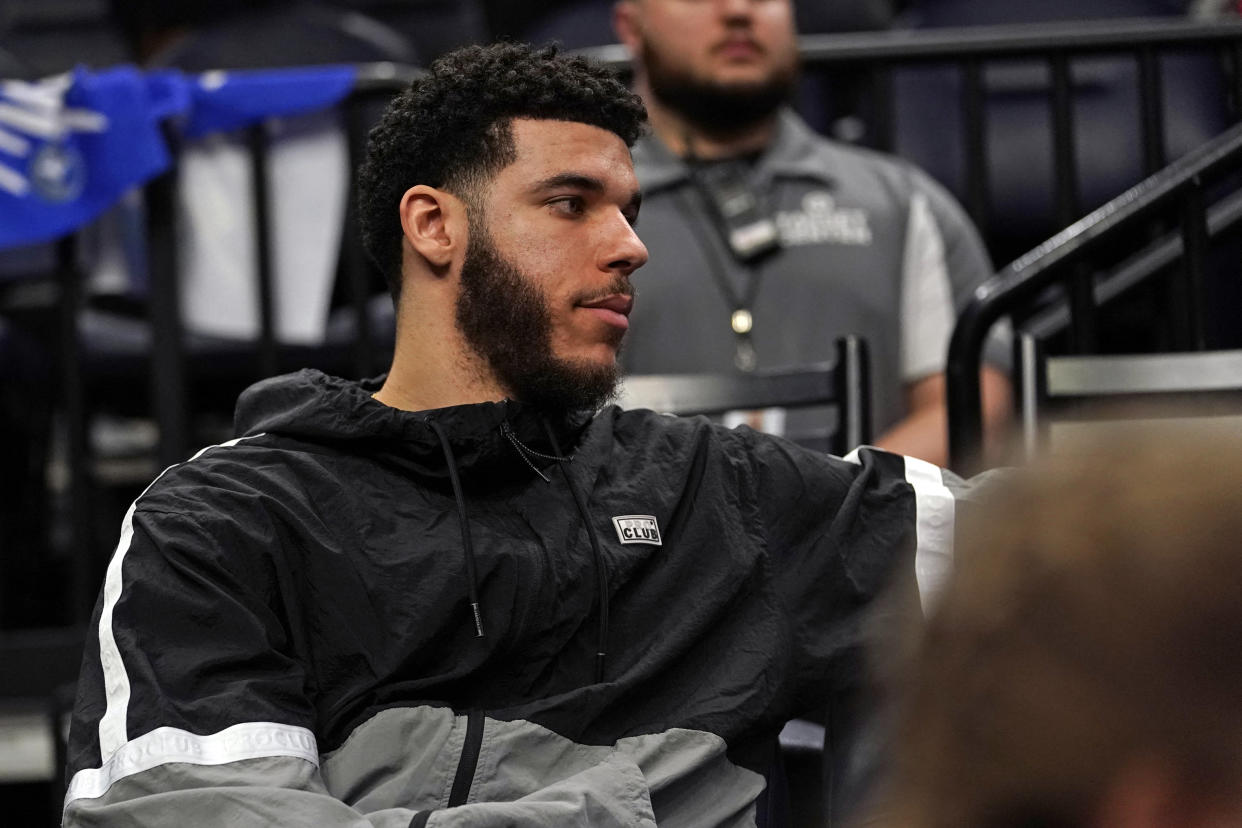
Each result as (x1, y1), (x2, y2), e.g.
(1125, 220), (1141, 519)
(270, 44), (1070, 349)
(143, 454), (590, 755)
(96, 436), (259, 760)
(903, 455), (955, 612)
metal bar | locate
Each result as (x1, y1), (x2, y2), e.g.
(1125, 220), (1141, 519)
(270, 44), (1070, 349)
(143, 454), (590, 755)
(145, 163), (190, 469)
(1138, 46), (1167, 177)
(342, 96), (377, 378)
(1231, 43), (1242, 123)
(1049, 53), (1081, 227)
(1067, 264), (1097, 354)
(962, 58), (990, 228)
(248, 123), (278, 379)
(1016, 332), (1042, 462)
(1045, 348), (1242, 396)
(579, 19), (1242, 71)
(797, 20), (1242, 63)
(1179, 180), (1210, 350)
(869, 62), (896, 153)
(946, 329), (983, 473)
(834, 335), (871, 455)
(53, 236), (93, 623)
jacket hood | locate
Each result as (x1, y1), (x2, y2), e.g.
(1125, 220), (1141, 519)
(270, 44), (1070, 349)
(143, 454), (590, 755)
(233, 369), (595, 484)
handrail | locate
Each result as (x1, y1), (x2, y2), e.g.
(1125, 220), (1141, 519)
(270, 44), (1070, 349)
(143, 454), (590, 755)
(1021, 187), (1242, 342)
(577, 17), (1242, 70)
(946, 118), (1242, 470)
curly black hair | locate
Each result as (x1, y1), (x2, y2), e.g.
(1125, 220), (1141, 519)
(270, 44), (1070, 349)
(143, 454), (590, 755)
(357, 42), (648, 300)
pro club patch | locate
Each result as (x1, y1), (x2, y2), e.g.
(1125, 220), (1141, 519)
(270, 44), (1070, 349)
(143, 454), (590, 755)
(611, 515), (662, 546)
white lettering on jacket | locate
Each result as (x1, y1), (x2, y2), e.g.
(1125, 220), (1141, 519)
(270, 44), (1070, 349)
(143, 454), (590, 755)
(612, 515), (662, 546)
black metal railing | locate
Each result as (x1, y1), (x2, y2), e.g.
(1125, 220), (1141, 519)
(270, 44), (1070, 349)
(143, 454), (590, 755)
(583, 19), (1242, 245)
(946, 118), (1242, 470)
(581, 18), (1242, 472)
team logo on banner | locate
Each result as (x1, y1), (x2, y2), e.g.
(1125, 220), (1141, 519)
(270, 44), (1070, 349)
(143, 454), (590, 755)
(612, 515), (662, 546)
(30, 141), (86, 203)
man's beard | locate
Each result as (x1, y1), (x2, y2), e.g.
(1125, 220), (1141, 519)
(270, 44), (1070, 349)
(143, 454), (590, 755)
(643, 38), (796, 136)
(455, 220), (626, 413)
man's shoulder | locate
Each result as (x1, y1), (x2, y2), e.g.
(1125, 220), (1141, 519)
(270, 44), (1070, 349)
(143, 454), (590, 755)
(631, 131), (687, 192)
(132, 432), (315, 519)
(598, 404), (754, 450)
(766, 111), (958, 206)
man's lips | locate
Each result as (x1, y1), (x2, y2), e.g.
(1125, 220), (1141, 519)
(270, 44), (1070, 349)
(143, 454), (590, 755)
(578, 294), (634, 330)
(714, 37), (763, 59)
(579, 294), (633, 315)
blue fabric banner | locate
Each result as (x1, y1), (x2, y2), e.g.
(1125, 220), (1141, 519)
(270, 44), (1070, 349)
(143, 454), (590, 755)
(0, 64), (358, 250)
(181, 65), (357, 139)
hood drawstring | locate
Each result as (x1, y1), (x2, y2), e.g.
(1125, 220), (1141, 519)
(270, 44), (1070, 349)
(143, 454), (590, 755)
(446, 414), (610, 683)
(542, 420), (611, 685)
(430, 420), (485, 638)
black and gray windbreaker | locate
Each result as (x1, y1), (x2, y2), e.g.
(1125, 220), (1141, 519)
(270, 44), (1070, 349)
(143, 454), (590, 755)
(63, 369), (964, 827)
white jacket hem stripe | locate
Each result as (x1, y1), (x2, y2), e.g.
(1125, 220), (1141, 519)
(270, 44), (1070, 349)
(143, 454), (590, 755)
(65, 721), (319, 808)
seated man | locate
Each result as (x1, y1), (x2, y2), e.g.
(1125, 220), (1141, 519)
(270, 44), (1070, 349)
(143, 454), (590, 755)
(613, 0), (1011, 466)
(64, 43), (973, 827)
(876, 432), (1242, 828)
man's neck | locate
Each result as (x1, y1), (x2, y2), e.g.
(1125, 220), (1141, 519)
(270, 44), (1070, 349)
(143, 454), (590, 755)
(372, 305), (509, 413)
(638, 76), (778, 161)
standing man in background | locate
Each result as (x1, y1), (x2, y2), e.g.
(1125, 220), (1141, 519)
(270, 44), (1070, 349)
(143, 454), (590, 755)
(613, 0), (1011, 466)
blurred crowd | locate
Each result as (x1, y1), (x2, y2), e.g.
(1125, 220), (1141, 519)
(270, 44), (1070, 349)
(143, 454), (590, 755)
(3, 2), (1242, 827)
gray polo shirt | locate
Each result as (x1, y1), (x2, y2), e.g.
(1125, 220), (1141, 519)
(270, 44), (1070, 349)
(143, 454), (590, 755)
(623, 109), (1001, 434)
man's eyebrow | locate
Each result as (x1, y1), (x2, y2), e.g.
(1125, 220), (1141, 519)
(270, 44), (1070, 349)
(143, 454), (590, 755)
(531, 172), (605, 193)
(531, 172), (642, 215)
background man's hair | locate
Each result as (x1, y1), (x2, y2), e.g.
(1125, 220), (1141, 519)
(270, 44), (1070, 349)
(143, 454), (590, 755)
(357, 42), (647, 301)
(876, 432), (1242, 828)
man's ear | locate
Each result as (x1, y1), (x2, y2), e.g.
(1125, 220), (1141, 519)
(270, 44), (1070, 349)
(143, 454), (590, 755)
(612, 0), (642, 55)
(399, 185), (462, 269)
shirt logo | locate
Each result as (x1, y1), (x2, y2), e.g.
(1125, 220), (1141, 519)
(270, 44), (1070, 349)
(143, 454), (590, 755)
(612, 515), (662, 546)
(776, 191), (872, 247)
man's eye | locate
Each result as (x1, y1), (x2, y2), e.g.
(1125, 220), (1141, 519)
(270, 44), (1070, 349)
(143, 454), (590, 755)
(550, 196), (584, 215)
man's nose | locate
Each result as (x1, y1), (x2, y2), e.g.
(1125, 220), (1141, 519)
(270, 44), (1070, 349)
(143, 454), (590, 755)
(719, 0), (756, 22)
(603, 218), (649, 276)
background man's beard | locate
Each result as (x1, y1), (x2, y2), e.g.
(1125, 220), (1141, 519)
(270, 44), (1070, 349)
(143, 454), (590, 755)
(455, 223), (623, 413)
(643, 40), (796, 136)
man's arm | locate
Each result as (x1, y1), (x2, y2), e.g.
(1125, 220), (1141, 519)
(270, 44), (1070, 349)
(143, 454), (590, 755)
(891, 164), (1011, 468)
(874, 365), (1012, 468)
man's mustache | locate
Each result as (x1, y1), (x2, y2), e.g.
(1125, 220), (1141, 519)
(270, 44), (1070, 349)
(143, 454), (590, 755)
(574, 276), (635, 306)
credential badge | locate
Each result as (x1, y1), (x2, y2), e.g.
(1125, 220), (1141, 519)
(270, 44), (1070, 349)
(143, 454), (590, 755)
(612, 515), (662, 546)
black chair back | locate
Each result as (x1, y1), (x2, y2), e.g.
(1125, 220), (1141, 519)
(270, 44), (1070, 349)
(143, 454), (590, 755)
(617, 335), (872, 456)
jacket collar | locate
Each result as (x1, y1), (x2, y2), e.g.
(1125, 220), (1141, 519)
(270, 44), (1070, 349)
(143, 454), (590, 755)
(235, 369), (595, 485)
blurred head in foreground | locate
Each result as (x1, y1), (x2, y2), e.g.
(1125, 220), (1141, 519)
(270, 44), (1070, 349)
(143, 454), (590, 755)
(878, 433), (1242, 828)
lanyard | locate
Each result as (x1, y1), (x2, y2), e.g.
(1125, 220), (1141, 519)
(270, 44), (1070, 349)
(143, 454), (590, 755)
(679, 146), (780, 372)
(675, 186), (763, 371)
